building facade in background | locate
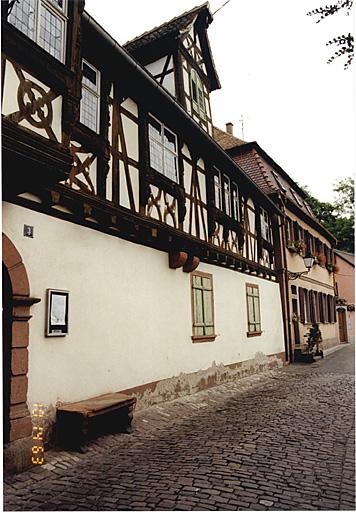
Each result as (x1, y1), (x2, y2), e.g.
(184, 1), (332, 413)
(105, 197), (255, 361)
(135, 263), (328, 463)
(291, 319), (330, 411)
(335, 250), (355, 344)
(2, 1), (286, 470)
(214, 125), (339, 361)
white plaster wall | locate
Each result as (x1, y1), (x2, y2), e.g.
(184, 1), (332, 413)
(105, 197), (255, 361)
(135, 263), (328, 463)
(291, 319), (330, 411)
(3, 202), (285, 411)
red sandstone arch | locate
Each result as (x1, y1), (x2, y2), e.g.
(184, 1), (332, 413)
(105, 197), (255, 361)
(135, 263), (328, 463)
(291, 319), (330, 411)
(2, 233), (40, 443)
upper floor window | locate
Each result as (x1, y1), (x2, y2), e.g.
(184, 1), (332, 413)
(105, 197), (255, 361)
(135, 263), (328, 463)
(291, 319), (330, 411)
(80, 60), (100, 133)
(190, 69), (206, 119)
(214, 169), (222, 209)
(8, 0), (67, 63)
(232, 183), (240, 221)
(148, 116), (178, 182)
(223, 174), (231, 216)
(260, 208), (272, 243)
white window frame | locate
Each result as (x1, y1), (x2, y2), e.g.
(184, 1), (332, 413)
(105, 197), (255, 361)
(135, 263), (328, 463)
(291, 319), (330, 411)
(148, 115), (178, 183)
(8, 0), (67, 63)
(80, 60), (101, 134)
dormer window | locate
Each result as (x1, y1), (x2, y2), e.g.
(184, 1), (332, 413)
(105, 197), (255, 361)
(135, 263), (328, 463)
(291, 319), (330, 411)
(148, 116), (178, 182)
(80, 60), (100, 133)
(8, 0), (67, 63)
(190, 69), (206, 119)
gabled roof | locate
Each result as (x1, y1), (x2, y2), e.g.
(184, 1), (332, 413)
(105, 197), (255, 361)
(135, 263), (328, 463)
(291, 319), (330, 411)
(213, 126), (246, 150)
(335, 249), (355, 267)
(124, 3), (221, 91)
(124, 3), (211, 52)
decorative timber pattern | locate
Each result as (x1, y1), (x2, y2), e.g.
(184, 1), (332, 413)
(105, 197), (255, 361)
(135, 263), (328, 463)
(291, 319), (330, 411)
(2, 60), (62, 143)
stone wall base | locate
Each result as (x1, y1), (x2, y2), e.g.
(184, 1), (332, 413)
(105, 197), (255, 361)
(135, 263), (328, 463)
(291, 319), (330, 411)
(121, 351), (286, 411)
(4, 351), (286, 473)
(322, 337), (340, 351)
(4, 436), (33, 475)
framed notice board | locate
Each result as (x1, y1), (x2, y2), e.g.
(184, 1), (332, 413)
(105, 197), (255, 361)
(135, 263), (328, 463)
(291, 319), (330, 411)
(46, 289), (69, 337)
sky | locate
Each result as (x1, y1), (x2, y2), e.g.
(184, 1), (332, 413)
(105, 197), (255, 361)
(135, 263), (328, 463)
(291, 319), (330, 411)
(85, 0), (354, 203)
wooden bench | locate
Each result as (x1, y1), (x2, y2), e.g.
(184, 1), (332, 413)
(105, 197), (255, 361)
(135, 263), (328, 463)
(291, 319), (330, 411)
(56, 392), (136, 451)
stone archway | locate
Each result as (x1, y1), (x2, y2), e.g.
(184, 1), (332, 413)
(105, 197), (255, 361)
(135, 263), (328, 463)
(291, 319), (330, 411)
(2, 233), (40, 469)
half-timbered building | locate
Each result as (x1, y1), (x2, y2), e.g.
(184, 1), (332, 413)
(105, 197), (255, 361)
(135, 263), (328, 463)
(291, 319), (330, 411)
(214, 125), (339, 362)
(2, 2), (285, 470)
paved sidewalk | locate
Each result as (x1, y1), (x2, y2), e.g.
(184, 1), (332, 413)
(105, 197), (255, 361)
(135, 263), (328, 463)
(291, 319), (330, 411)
(4, 345), (355, 511)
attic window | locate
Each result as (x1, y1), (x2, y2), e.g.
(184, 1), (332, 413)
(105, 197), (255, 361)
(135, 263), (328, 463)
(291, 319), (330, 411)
(272, 171), (287, 192)
(290, 189), (303, 207)
(190, 69), (206, 119)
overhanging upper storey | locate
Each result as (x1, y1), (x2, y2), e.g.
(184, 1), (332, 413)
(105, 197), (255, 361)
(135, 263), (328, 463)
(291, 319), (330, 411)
(124, 3), (221, 136)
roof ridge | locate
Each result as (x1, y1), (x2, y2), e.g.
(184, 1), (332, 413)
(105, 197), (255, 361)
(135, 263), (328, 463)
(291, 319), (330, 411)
(123, 2), (210, 48)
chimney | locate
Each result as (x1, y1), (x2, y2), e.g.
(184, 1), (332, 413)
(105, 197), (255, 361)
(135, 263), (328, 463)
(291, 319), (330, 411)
(226, 122), (233, 135)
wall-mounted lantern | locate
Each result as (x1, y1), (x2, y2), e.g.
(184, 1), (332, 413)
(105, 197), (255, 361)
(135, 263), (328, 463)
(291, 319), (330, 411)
(288, 253), (314, 280)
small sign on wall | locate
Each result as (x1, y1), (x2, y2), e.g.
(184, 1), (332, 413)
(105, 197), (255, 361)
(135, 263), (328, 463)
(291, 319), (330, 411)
(46, 289), (69, 337)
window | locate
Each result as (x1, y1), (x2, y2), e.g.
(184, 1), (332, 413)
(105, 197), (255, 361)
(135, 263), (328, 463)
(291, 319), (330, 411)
(290, 189), (304, 207)
(272, 170), (287, 192)
(260, 208), (271, 242)
(8, 0), (67, 62)
(223, 174), (231, 216)
(190, 69), (206, 119)
(246, 284), (261, 335)
(214, 169), (222, 209)
(191, 273), (215, 341)
(148, 116), (178, 182)
(80, 60), (100, 133)
(232, 183), (240, 221)
(298, 287), (305, 323)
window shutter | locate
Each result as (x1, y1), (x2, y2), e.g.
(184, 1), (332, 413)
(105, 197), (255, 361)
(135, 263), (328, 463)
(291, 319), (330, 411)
(299, 287), (305, 323)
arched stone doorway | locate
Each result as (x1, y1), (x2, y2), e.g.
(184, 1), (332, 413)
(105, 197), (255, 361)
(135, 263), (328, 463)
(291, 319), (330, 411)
(2, 233), (40, 471)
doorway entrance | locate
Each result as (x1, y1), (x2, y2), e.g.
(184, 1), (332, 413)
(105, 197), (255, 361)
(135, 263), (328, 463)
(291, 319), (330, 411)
(338, 308), (348, 343)
(3, 263), (12, 444)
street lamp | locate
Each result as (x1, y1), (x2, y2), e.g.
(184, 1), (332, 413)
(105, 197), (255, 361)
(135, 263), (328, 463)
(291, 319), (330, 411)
(288, 252), (315, 280)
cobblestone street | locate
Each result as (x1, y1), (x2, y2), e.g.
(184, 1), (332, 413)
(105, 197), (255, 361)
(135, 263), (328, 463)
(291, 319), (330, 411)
(4, 345), (355, 511)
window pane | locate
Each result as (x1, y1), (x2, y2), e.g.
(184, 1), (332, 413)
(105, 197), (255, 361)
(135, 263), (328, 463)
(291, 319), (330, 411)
(149, 119), (162, 142)
(214, 174), (221, 209)
(8, 0), (36, 39)
(194, 289), (203, 325)
(223, 176), (231, 216)
(149, 139), (163, 172)
(202, 277), (212, 290)
(83, 63), (98, 91)
(253, 297), (260, 324)
(163, 151), (177, 182)
(193, 275), (202, 287)
(80, 87), (98, 132)
(203, 290), (213, 325)
(38, 4), (64, 61)
(205, 326), (214, 335)
(163, 129), (176, 152)
(248, 296), (255, 323)
(194, 326), (204, 336)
